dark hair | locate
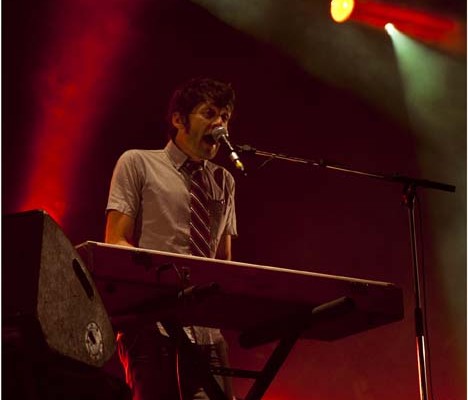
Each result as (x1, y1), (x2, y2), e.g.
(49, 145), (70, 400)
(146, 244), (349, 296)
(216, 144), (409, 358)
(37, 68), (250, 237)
(166, 77), (235, 139)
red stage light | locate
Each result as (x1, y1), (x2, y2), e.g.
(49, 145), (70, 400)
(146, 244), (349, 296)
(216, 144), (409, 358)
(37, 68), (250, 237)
(19, 0), (140, 224)
(331, 0), (464, 54)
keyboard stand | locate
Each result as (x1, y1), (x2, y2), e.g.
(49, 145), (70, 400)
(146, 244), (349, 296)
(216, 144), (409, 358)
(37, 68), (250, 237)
(160, 296), (355, 400)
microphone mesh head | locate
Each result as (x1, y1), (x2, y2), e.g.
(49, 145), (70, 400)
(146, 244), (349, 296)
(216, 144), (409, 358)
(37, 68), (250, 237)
(211, 126), (228, 142)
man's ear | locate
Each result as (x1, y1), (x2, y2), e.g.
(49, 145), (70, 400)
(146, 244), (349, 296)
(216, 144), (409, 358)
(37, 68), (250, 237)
(172, 112), (187, 130)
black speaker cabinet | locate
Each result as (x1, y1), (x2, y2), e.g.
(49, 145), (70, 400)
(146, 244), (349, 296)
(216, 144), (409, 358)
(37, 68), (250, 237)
(3, 210), (115, 368)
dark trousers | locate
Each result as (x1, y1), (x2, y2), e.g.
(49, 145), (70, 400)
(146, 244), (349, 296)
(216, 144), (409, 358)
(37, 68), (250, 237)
(117, 326), (233, 400)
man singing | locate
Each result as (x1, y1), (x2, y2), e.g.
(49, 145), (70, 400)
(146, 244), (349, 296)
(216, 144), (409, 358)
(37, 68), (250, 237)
(105, 77), (238, 399)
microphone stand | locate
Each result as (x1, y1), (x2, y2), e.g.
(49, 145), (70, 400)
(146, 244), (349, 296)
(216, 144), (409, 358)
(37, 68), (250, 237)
(237, 144), (456, 400)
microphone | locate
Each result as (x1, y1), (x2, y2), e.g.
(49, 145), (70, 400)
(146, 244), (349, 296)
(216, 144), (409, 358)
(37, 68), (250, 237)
(211, 126), (245, 174)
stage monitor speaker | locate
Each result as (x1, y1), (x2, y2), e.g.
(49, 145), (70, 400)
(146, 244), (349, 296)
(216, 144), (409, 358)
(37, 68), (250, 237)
(3, 209), (115, 367)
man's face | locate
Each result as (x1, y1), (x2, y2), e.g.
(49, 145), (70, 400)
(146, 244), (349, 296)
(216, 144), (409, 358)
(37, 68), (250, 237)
(174, 102), (232, 161)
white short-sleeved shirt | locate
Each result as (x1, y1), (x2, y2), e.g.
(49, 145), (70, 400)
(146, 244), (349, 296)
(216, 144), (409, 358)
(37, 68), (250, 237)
(106, 140), (237, 257)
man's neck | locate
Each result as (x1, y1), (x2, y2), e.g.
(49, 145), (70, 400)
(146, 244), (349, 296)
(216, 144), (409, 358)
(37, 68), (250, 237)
(173, 138), (203, 162)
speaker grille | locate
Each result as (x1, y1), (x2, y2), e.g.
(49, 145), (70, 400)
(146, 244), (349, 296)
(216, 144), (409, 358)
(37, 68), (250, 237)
(3, 210), (115, 367)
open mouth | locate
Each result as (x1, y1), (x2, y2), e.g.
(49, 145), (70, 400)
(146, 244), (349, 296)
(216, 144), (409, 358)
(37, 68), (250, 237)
(202, 134), (217, 146)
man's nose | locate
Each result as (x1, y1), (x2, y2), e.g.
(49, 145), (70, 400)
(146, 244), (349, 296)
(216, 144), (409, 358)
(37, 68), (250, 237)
(212, 114), (226, 126)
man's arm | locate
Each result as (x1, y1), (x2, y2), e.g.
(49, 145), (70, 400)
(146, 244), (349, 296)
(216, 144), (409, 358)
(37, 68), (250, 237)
(216, 234), (232, 260)
(105, 210), (135, 247)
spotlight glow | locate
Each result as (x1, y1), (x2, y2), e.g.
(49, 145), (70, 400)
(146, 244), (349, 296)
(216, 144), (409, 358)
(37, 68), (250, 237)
(385, 22), (396, 35)
(331, 0), (355, 23)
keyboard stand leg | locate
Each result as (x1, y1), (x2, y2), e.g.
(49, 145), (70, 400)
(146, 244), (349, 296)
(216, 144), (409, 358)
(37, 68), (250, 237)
(244, 331), (300, 400)
(242, 296), (355, 400)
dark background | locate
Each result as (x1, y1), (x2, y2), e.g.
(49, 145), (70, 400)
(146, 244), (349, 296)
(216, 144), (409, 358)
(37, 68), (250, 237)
(3, 0), (466, 399)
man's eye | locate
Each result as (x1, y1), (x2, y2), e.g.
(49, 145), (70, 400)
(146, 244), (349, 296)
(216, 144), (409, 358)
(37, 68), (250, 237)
(203, 109), (216, 119)
(221, 114), (230, 123)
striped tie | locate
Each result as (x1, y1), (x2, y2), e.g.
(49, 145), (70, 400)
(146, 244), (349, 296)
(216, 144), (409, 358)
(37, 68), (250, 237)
(185, 162), (211, 257)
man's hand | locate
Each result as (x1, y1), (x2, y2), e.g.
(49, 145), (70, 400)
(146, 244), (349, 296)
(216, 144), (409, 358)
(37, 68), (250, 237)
(216, 234), (232, 260)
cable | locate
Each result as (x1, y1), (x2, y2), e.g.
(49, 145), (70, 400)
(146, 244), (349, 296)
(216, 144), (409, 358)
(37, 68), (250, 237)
(151, 262), (189, 399)
(155, 262), (190, 289)
(175, 346), (184, 400)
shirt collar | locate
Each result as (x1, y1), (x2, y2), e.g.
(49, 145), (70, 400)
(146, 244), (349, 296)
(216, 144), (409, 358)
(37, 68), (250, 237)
(165, 140), (207, 171)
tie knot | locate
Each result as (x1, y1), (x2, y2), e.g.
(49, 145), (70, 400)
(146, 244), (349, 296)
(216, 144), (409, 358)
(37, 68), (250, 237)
(183, 160), (204, 176)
